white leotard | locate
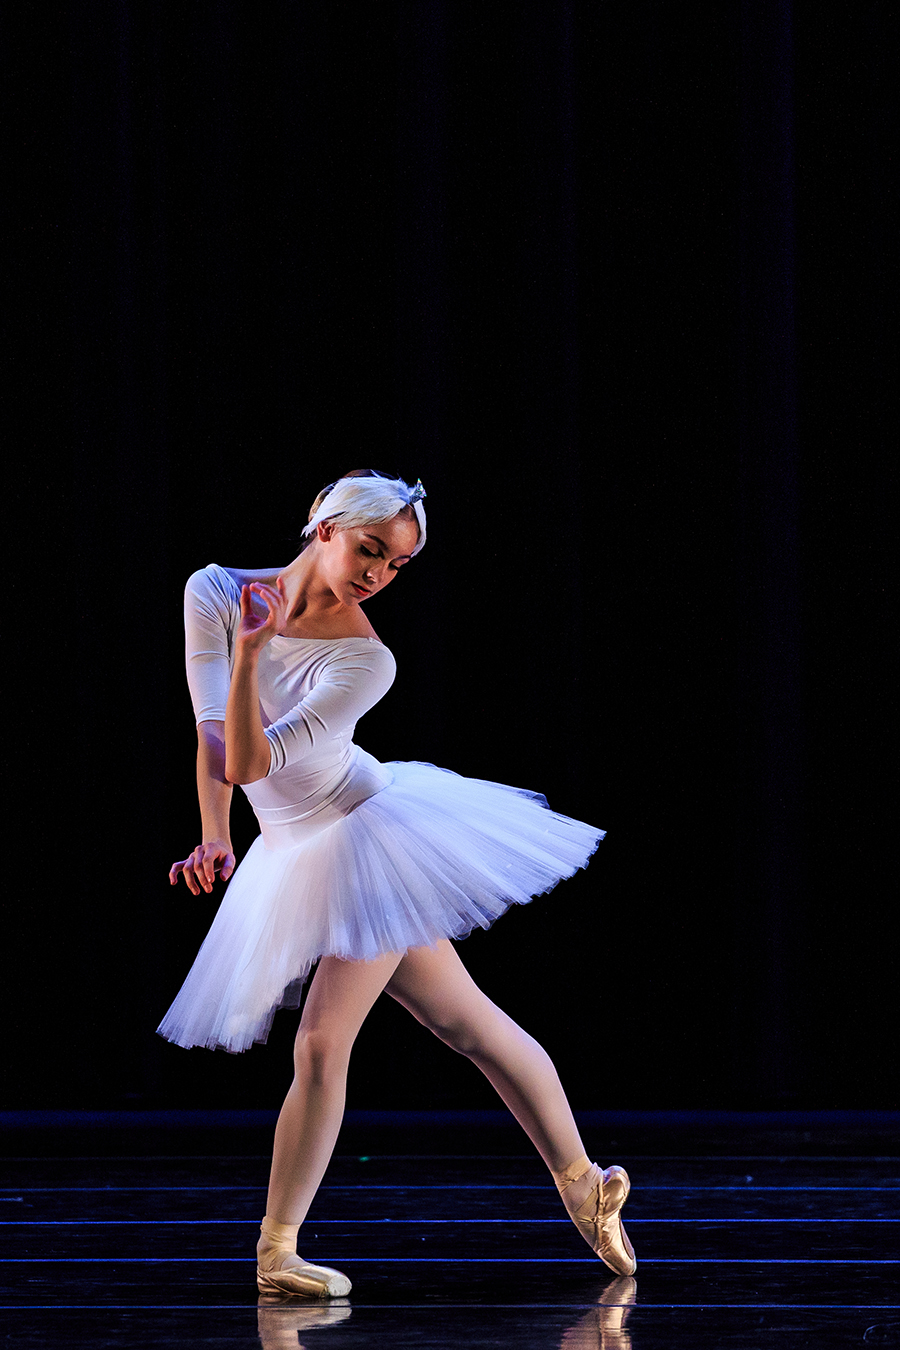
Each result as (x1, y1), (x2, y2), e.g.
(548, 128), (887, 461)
(185, 563), (395, 846)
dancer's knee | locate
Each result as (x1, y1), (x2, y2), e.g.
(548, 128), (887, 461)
(416, 995), (502, 1058)
(292, 1026), (352, 1082)
(430, 1015), (481, 1057)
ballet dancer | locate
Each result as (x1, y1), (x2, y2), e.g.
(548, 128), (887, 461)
(160, 470), (636, 1296)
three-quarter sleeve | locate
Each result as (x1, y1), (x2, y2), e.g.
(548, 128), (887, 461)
(183, 565), (239, 725)
(264, 643), (397, 774)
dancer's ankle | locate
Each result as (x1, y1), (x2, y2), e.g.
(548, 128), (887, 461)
(258, 1216), (300, 1266)
(552, 1154), (599, 1214)
(551, 1154), (591, 1192)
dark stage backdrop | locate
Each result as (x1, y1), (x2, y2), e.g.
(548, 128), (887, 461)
(5, 3), (894, 1112)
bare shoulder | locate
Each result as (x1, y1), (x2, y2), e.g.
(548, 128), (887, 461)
(353, 615), (383, 643)
(331, 605), (381, 642)
(297, 611), (383, 643)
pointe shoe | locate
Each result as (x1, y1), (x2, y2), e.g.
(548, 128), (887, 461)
(257, 1217), (352, 1299)
(256, 1252), (352, 1298)
(556, 1158), (637, 1276)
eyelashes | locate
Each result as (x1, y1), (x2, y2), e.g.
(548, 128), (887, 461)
(361, 546), (400, 572)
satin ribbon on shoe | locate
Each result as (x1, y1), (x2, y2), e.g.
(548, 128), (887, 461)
(554, 1155), (637, 1276)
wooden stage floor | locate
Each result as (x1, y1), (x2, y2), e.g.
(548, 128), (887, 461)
(1, 1110), (897, 1347)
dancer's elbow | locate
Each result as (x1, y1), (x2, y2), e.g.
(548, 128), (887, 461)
(225, 749), (270, 784)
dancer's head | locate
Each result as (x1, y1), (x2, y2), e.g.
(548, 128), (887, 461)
(300, 469), (426, 604)
(302, 470), (427, 555)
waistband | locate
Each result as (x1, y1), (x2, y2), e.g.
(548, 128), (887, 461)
(255, 746), (393, 851)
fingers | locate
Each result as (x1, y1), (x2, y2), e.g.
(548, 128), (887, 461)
(169, 856), (201, 896)
(249, 582), (282, 605)
(200, 847), (218, 892)
(193, 844), (216, 895)
(249, 582), (284, 620)
(168, 845), (235, 896)
(241, 583), (278, 617)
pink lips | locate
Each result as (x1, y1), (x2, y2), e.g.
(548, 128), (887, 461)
(352, 583), (371, 596)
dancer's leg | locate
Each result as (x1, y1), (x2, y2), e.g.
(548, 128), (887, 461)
(258, 950), (403, 1295)
(385, 939), (585, 1174)
(385, 939), (636, 1274)
(265, 949), (404, 1226)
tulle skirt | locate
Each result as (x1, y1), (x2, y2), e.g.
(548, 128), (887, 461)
(157, 761), (604, 1053)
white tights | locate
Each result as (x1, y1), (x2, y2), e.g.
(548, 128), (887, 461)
(263, 938), (593, 1239)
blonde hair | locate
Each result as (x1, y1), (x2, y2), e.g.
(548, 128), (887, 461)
(301, 469), (426, 556)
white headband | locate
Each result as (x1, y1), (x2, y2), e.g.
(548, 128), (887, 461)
(301, 475), (427, 557)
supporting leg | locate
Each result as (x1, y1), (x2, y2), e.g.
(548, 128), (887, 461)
(258, 949), (404, 1295)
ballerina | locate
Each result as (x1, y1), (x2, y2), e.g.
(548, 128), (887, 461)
(160, 469), (636, 1296)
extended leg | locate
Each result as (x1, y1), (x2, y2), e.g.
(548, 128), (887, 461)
(386, 938), (584, 1170)
(385, 939), (636, 1274)
(259, 949), (404, 1295)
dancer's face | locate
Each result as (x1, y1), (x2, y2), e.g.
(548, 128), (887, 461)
(319, 514), (419, 604)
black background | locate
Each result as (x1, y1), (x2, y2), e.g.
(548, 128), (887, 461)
(5, 3), (894, 1112)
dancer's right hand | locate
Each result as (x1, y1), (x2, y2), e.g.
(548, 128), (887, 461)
(236, 579), (287, 653)
(169, 840), (236, 896)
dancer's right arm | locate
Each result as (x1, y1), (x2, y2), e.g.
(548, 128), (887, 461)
(168, 721), (236, 895)
(168, 567), (239, 895)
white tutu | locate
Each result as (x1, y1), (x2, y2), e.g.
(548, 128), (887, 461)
(157, 760), (604, 1053)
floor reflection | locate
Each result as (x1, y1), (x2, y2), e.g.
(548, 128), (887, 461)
(559, 1276), (637, 1350)
(4, 1115), (893, 1348)
(254, 1275), (637, 1350)
(257, 1295), (353, 1349)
